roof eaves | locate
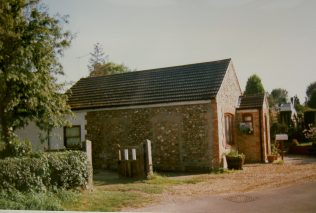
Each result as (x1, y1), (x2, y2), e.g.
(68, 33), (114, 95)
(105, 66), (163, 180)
(237, 106), (263, 110)
(70, 99), (214, 111)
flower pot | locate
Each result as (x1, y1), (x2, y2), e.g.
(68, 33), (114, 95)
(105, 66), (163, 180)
(226, 155), (245, 170)
(267, 155), (277, 163)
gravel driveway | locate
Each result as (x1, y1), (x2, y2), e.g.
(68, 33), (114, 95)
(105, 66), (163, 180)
(126, 155), (316, 211)
(166, 155), (316, 197)
(135, 181), (316, 213)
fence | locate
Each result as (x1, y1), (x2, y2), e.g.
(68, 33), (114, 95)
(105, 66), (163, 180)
(118, 139), (153, 178)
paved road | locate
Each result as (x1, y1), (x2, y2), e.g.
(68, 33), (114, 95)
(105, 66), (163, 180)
(134, 181), (316, 213)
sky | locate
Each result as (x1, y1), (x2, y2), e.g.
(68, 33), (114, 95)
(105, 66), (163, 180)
(44, 0), (316, 102)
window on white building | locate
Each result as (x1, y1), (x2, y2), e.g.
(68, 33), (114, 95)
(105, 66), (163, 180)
(64, 125), (81, 149)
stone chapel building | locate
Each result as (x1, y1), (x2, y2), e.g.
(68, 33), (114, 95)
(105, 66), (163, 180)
(16, 58), (271, 171)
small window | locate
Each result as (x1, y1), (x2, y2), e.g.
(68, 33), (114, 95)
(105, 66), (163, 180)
(241, 114), (254, 135)
(224, 114), (234, 145)
(64, 126), (81, 149)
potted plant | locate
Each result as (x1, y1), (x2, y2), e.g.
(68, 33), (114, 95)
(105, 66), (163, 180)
(225, 150), (245, 170)
(267, 142), (279, 163)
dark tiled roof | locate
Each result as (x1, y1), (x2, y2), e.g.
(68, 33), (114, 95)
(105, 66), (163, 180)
(238, 94), (265, 109)
(68, 58), (231, 110)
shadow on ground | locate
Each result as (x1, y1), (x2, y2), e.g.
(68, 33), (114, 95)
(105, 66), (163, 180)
(284, 154), (316, 165)
(93, 170), (142, 186)
(93, 169), (221, 186)
(93, 154), (316, 186)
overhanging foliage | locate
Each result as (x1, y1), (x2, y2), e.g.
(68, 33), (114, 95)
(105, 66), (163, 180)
(0, 0), (72, 143)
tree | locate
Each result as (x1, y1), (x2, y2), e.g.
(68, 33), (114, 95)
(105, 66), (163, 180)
(0, 0), (72, 144)
(291, 95), (305, 112)
(291, 95), (305, 129)
(307, 90), (316, 109)
(306, 81), (316, 108)
(268, 88), (288, 107)
(306, 82), (316, 99)
(244, 74), (265, 95)
(87, 43), (106, 72)
(90, 62), (130, 77)
(88, 43), (130, 77)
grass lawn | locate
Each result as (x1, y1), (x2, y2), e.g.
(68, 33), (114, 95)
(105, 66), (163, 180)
(62, 170), (224, 211)
(296, 142), (313, 146)
(61, 158), (316, 212)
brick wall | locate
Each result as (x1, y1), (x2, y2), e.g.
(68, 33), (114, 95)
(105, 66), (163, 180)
(235, 97), (271, 163)
(236, 109), (262, 162)
(86, 103), (214, 171)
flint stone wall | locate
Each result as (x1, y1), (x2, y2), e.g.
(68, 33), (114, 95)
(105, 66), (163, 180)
(86, 103), (214, 171)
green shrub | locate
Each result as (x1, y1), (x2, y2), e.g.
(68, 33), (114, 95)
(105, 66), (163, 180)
(0, 142), (5, 152)
(225, 150), (245, 159)
(0, 137), (32, 158)
(47, 151), (89, 190)
(270, 122), (288, 139)
(0, 151), (88, 192)
(271, 141), (280, 154)
(0, 156), (49, 192)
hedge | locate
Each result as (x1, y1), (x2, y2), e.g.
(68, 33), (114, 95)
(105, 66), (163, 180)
(0, 151), (88, 192)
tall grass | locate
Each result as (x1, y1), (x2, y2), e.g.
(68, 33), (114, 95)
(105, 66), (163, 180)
(0, 189), (79, 210)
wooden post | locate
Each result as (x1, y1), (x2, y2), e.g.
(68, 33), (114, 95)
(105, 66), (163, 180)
(83, 140), (93, 190)
(144, 139), (153, 177)
(275, 134), (288, 161)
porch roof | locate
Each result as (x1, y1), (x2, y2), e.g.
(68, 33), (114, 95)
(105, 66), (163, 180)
(237, 94), (265, 109)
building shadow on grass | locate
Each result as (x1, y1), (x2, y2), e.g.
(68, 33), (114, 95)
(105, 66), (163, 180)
(93, 169), (223, 186)
(93, 170), (141, 186)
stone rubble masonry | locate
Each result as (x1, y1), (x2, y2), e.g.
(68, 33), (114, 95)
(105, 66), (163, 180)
(86, 103), (214, 172)
(213, 62), (243, 167)
(85, 61), (243, 171)
(210, 102), (220, 168)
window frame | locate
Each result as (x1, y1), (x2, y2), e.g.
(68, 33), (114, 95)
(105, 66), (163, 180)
(224, 113), (234, 146)
(64, 125), (82, 149)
